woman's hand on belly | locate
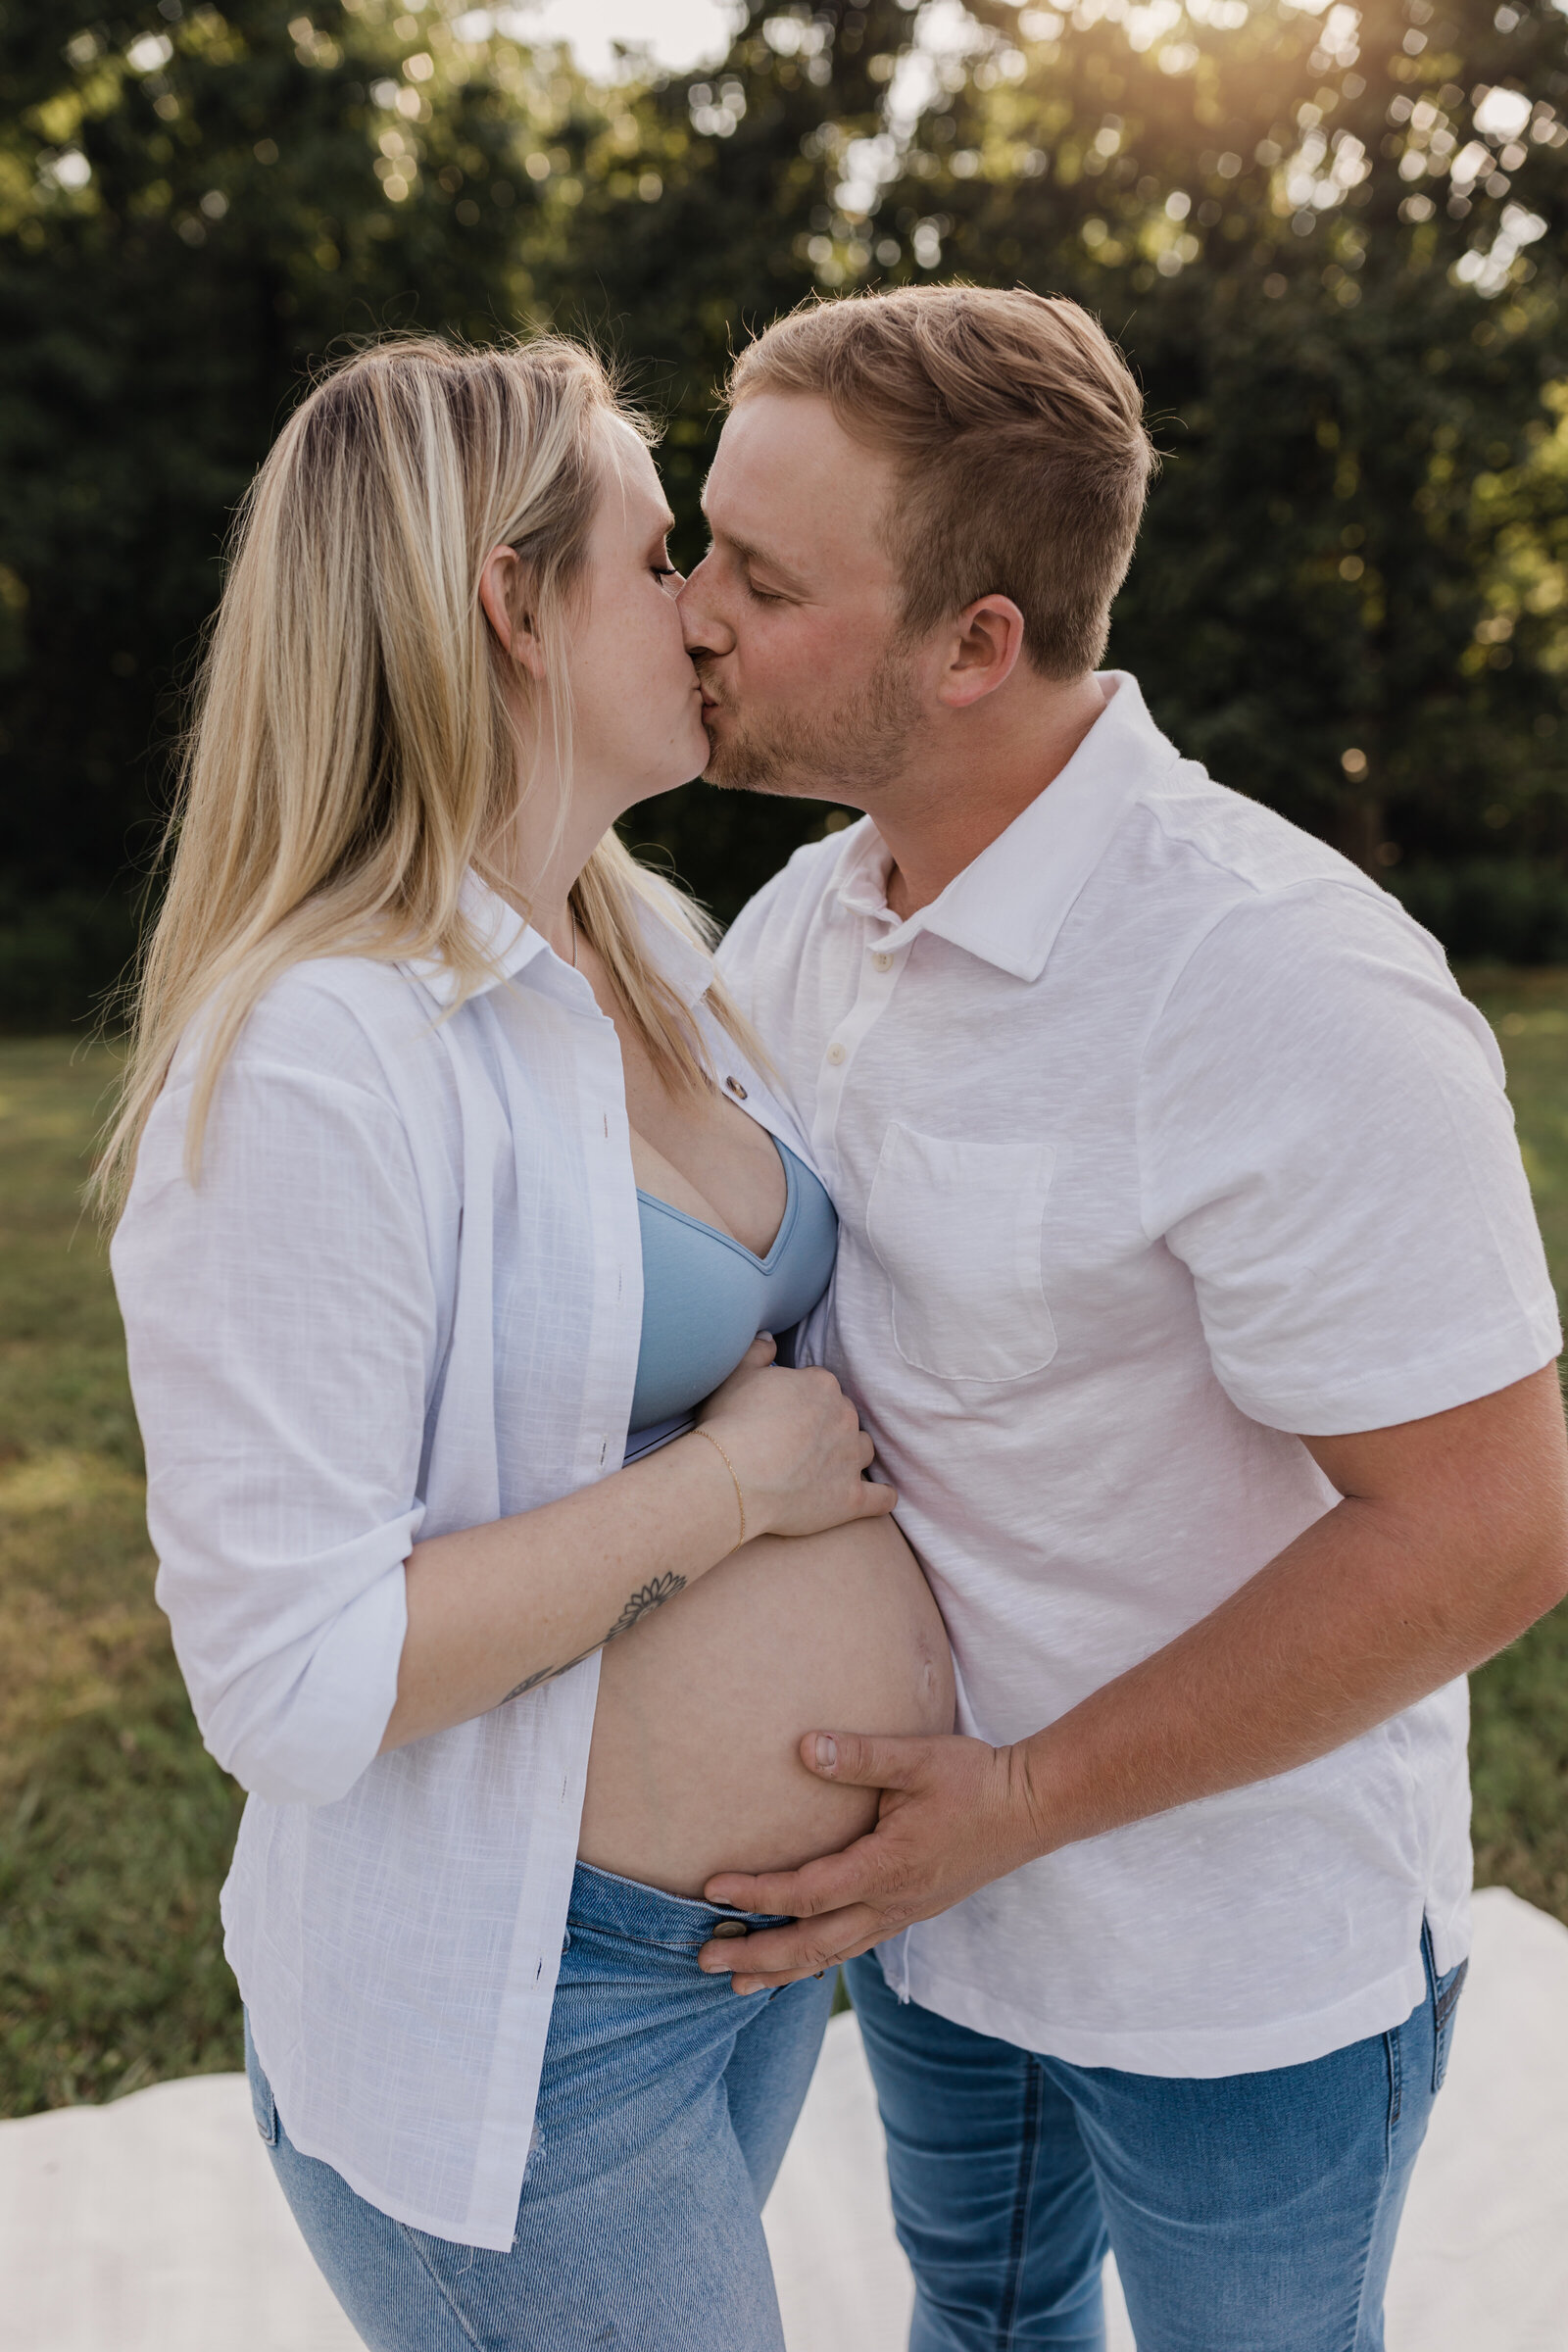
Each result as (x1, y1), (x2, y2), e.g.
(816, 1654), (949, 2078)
(578, 1514), (956, 1899)
(698, 1340), (900, 1542)
(381, 1340), (894, 1754)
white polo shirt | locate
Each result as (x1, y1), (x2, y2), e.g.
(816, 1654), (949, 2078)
(719, 671), (1559, 2078)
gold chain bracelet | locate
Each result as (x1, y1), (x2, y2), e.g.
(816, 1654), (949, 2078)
(690, 1425), (747, 1553)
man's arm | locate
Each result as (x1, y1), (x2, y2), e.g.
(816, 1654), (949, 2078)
(700, 1363), (1568, 1991)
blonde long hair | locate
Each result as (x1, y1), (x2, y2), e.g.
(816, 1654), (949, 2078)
(96, 334), (746, 1220)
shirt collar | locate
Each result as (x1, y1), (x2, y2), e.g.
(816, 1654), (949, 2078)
(402, 873), (548, 1008)
(831, 670), (1182, 983)
(628, 882), (718, 1012)
(405, 870), (716, 1012)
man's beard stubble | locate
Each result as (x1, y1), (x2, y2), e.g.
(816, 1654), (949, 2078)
(695, 645), (918, 805)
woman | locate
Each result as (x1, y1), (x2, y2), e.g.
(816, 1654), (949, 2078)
(104, 335), (955, 2350)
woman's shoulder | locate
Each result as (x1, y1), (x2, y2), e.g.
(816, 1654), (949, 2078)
(175, 953), (453, 1113)
(253, 949), (438, 1042)
(128, 955), (462, 1227)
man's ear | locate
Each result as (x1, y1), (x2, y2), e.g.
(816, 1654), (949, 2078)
(936, 594), (1026, 711)
(478, 545), (547, 680)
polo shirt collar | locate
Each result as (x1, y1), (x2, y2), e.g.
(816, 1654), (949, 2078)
(832, 670), (1182, 983)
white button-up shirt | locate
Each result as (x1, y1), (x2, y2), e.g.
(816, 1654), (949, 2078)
(718, 672), (1559, 2077)
(112, 880), (805, 2249)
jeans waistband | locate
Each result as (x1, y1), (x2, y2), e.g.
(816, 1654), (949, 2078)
(568, 1859), (791, 1949)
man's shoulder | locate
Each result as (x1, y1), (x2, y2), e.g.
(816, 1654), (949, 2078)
(1137, 764), (1370, 903)
(1115, 764), (1443, 966)
(718, 826), (858, 977)
(753, 825), (858, 918)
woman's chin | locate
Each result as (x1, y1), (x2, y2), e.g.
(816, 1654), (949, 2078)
(687, 715), (717, 776)
(629, 764), (705, 808)
(668, 725), (717, 787)
(614, 744), (708, 808)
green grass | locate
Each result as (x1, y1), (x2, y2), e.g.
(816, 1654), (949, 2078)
(0, 1041), (244, 2113)
(1456, 971), (1568, 1927)
(1, 989), (1566, 2114)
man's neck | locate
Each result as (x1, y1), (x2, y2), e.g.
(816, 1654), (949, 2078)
(879, 671), (1109, 922)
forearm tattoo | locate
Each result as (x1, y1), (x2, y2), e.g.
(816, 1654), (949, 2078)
(499, 1573), (687, 1703)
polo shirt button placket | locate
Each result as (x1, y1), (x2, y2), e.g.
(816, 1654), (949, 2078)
(815, 1034), (853, 1163)
(815, 935), (901, 1159)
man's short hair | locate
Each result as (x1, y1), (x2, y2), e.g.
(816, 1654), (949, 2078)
(726, 285), (1155, 680)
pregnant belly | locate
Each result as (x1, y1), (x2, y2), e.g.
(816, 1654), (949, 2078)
(578, 1515), (956, 1899)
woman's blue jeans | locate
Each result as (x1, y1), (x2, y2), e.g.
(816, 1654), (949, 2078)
(846, 1929), (1467, 2352)
(246, 1861), (836, 2351)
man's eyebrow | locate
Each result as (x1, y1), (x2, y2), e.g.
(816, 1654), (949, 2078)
(705, 521), (811, 595)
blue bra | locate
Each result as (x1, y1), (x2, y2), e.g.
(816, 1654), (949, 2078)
(623, 1137), (838, 1463)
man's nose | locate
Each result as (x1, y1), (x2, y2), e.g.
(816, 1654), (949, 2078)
(676, 554), (735, 660)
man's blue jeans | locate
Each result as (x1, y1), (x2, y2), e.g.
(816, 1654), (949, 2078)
(846, 1931), (1466, 2352)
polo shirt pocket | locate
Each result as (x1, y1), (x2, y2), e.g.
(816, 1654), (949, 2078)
(865, 1123), (1057, 1383)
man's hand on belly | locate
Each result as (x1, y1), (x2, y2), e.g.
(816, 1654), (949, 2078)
(702, 1368), (1568, 1993)
(698, 1730), (1047, 1993)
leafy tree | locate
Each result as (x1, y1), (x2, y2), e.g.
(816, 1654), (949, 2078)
(0, 0), (563, 1019)
(876, 0), (1568, 889)
(526, 0), (934, 920)
(8, 0), (1568, 1016)
(559, 0), (1568, 917)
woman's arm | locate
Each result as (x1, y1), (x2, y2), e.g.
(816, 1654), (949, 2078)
(381, 1338), (895, 1749)
(114, 997), (892, 1800)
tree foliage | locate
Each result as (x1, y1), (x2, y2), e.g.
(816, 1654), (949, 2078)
(4, 0), (1568, 1017)
(881, 0), (1568, 875)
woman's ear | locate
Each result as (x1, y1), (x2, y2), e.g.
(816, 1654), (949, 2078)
(478, 545), (547, 680)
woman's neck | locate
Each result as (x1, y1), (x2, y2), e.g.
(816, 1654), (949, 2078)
(488, 781), (604, 968)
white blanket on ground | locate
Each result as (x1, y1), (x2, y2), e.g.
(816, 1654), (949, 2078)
(2, 1886), (1564, 2352)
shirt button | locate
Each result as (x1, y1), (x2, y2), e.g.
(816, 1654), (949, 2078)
(825, 1043), (847, 1066)
(871, 952), (893, 972)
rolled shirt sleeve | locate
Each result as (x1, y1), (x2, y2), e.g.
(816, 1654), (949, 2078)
(112, 990), (439, 1805)
(1139, 880), (1561, 1436)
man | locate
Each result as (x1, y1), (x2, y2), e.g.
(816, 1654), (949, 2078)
(676, 286), (1568, 2351)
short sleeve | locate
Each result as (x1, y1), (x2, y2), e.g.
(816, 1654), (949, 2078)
(1138, 881), (1560, 1435)
(112, 983), (439, 1804)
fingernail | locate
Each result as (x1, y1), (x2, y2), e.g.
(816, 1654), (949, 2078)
(814, 1735), (838, 1771)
